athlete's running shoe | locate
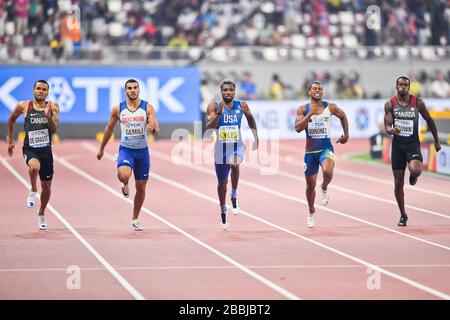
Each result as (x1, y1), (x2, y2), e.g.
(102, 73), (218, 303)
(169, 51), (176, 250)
(38, 215), (47, 230)
(231, 197), (240, 215)
(397, 216), (408, 227)
(409, 175), (418, 186)
(221, 212), (228, 230)
(307, 214), (315, 228)
(27, 191), (37, 208)
(121, 183), (129, 198)
(321, 189), (329, 205)
(132, 219), (143, 231)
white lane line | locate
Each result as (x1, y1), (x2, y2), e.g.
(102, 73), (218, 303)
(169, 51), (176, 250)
(55, 153), (301, 301)
(131, 144), (450, 252)
(188, 141), (449, 219)
(81, 143), (450, 300)
(283, 152), (450, 199)
(0, 156), (145, 300)
(1, 264), (449, 273)
(247, 161), (450, 219)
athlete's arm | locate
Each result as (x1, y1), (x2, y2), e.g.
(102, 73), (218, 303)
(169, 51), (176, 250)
(6, 102), (26, 157)
(242, 101), (259, 150)
(383, 100), (400, 135)
(147, 103), (160, 136)
(205, 101), (222, 130)
(97, 105), (120, 160)
(418, 98), (441, 152)
(45, 102), (60, 135)
(294, 104), (313, 133)
(329, 103), (349, 144)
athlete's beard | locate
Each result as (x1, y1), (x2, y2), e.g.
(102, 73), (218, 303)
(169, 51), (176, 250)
(34, 97), (46, 104)
(223, 97), (233, 104)
(126, 94), (138, 101)
(398, 91), (408, 99)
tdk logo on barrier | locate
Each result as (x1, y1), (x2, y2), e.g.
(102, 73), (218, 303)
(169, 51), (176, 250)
(0, 76), (185, 113)
(48, 77), (76, 112)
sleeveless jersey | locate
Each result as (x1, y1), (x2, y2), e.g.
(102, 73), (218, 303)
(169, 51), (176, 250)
(304, 101), (333, 153)
(390, 95), (420, 144)
(215, 100), (244, 146)
(24, 101), (51, 149)
(119, 100), (148, 149)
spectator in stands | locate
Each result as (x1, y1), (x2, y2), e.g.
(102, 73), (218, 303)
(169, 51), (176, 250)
(268, 73), (285, 100)
(408, 72), (422, 97)
(14, 0), (29, 35)
(343, 79), (364, 99)
(50, 34), (62, 61)
(239, 72), (256, 100)
(168, 30), (189, 59)
(430, 72), (450, 98)
(200, 78), (213, 133)
(59, 9), (81, 60)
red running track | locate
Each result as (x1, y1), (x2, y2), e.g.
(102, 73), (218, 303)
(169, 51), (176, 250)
(0, 139), (449, 299)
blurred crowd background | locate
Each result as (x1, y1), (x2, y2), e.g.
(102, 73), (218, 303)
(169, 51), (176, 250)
(1, 0), (449, 99)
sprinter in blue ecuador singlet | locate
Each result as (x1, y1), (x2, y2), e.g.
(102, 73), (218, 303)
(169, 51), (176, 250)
(294, 81), (349, 228)
(206, 79), (259, 230)
(97, 79), (160, 231)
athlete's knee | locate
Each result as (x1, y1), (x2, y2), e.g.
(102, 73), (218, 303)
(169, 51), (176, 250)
(135, 183), (146, 193)
(409, 166), (422, 177)
(117, 172), (130, 183)
(28, 162), (40, 173)
(322, 168), (333, 180)
(41, 181), (51, 192)
(394, 178), (404, 190)
(218, 179), (228, 188)
(306, 180), (316, 191)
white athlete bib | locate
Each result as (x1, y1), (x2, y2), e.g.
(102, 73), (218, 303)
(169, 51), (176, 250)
(307, 120), (329, 139)
(219, 125), (239, 143)
(394, 119), (413, 137)
(28, 129), (50, 148)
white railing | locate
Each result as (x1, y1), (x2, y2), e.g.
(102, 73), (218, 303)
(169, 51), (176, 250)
(1, 45), (449, 64)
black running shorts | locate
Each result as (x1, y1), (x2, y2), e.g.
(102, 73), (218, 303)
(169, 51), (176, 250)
(22, 146), (54, 181)
(391, 141), (423, 171)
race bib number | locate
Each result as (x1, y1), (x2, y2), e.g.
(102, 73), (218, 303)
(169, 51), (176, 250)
(219, 125), (239, 143)
(28, 129), (50, 148)
(307, 121), (328, 139)
(394, 119), (413, 137)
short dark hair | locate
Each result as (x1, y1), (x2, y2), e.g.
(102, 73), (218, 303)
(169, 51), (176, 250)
(396, 76), (410, 85)
(125, 79), (139, 88)
(308, 81), (322, 91)
(220, 79), (236, 89)
(34, 80), (49, 90)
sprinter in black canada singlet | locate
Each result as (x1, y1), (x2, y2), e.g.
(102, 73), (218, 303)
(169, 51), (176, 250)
(384, 76), (441, 227)
(7, 80), (60, 230)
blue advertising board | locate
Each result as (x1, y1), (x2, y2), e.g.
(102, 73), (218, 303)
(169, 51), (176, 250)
(0, 66), (200, 124)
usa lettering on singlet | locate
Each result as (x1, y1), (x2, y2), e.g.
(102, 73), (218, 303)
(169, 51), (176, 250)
(119, 100), (148, 149)
(390, 95), (419, 143)
(24, 101), (51, 148)
(216, 101), (243, 144)
(214, 100), (246, 164)
(304, 102), (333, 153)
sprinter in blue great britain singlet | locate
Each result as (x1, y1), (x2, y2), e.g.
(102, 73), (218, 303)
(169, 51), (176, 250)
(97, 79), (160, 231)
(383, 76), (441, 227)
(295, 81), (349, 228)
(206, 79), (259, 230)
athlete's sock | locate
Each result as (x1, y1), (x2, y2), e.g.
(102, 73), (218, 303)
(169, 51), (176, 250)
(220, 204), (227, 214)
(231, 189), (237, 198)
